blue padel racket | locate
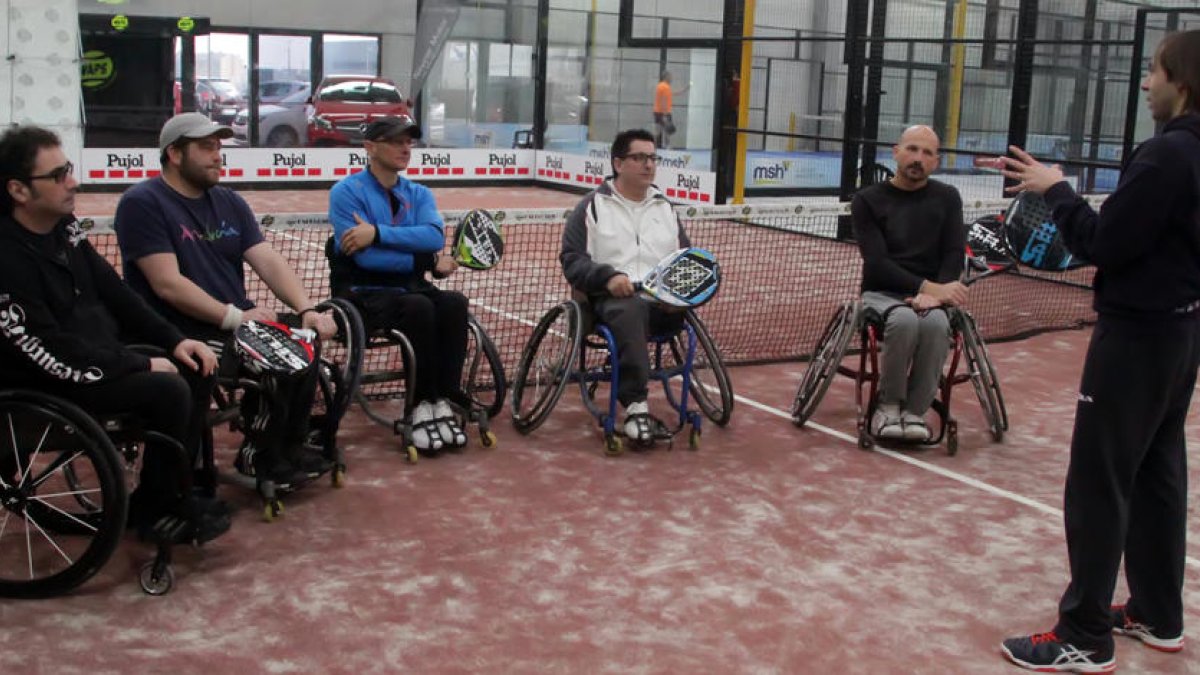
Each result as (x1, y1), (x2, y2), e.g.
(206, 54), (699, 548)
(635, 247), (721, 308)
(1002, 191), (1088, 271)
(234, 320), (315, 375)
(452, 209), (504, 270)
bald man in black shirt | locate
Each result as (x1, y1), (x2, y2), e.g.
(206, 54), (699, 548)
(852, 125), (966, 442)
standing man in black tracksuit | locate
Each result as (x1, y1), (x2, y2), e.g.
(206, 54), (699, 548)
(1000, 30), (1200, 673)
(0, 125), (228, 543)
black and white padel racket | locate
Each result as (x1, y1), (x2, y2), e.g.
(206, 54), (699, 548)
(635, 247), (722, 308)
(452, 209), (504, 270)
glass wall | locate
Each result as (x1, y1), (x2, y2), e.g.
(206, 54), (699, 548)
(72, 0), (1200, 181)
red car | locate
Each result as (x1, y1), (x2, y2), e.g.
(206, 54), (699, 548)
(306, 76), (412, 147)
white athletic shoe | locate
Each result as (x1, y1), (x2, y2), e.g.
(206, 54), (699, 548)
(871, 403), (904, 440)
(411, 400), (443, 451)
(623, 400), (652, 442)
(433, 398), (467, 447)
(901, 411), (930, 442)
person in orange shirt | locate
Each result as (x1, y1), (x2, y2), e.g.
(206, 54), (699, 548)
(653, 71), (688, 149)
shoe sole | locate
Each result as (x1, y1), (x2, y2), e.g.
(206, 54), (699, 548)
(1114, 626), (1184, 652)
(1000, 645), (1116, 673)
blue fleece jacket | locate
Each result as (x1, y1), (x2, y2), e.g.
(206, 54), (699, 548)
(328, 168), (445, 277)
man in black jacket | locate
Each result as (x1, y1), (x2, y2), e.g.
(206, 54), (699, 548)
(0, 125), (228, 543)
(1000, 30), (1200, 673)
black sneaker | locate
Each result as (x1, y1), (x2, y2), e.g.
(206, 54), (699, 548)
(295, 445), (334, 477)
(259, 459), (313, 490)
(1000, 631), (1115, 673)
(1112, 604), (1184, 652)
(233, 443), (257, 478)
(139, 497), (231, 546)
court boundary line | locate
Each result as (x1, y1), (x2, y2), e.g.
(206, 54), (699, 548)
(724, 387), (1200, 570)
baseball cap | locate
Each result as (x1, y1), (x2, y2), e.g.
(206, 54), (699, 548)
(159, 112), (234, 151)
(363, 115), (422, 142)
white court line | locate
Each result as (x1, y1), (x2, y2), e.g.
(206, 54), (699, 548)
(722, 386), (1200, 571)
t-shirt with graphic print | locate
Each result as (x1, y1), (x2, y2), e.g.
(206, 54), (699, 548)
(114, 176), (266, 336)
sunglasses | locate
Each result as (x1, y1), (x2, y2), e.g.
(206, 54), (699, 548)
(620, 153), (661, 165)
(26, 161), (74, 184)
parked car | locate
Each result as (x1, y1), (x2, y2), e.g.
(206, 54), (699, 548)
(232, 87), (310, 147)
(258, 79), (309, 104)
(197, 78), (245, 125)
(307, 75), (412, 147)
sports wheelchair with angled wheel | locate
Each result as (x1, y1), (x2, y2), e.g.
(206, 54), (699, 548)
(790, 300), (1006, 455)
(510, 299), (733, 455)
(0, 389), (221, 597)
(209, 298), (365, 521)
(323, 235), (506, 464)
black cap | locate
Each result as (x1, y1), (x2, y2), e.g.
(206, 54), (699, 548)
(363, 115), (422, 142)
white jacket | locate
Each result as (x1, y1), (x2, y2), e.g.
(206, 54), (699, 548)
(560, 180), (690, 294)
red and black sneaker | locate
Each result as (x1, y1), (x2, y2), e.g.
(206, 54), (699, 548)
(1000, 630), (1115, 673)
(1112, 604), (1184, 653)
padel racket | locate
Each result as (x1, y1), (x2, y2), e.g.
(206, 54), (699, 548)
(635, 247), (721, 308)
(966, 214), (1011, 268)
(1002, 191), (1088, 271)
(234, 320), (315, 375)
(452, 209), (504, 270)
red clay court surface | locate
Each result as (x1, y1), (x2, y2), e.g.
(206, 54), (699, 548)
(2, 187), (1198, 673)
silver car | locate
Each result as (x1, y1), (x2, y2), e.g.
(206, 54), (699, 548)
(232, 88), (310, 147)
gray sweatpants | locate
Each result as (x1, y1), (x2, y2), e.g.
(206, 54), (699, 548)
(861, 291), (952, 415)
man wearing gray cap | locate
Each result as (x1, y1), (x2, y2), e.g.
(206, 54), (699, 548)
(114, 112), (339, 492)
(327, 114), (470, 455)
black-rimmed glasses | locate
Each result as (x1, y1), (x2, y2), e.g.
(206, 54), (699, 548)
(26, 161), (74, 184)
(619, 153), (661, 165)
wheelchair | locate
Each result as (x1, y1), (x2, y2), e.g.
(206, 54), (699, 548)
(322, 236), (506, 463)
(210, 298), (366, 521)
(0, 389), (210, 597)
(790, 300), (1007, 455)
(350, 311), (506, 463)
(510, 299), (734, 455)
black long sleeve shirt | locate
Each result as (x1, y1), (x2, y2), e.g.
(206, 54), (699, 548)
(1044, 113), (1200, 319)
(851, 179), (965, 296)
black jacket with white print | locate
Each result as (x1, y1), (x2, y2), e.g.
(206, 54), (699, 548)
(0, 214), (186, 387)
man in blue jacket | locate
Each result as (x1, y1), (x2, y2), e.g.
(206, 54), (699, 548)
(1000, 29), (1200, 673)
(328, 115), (469, 455)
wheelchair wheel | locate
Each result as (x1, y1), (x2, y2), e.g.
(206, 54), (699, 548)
(511, 301), (583, 434)
(957, 310), (1008, 441)
(791, 300), (859, 427)
(463, 314), (507, 420)
(670, 312), (734, 427)
(0, 391), (127, 598)
(319, 298), (366, 423)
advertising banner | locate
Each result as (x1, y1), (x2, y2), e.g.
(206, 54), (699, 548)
(81, 147), (536, 185)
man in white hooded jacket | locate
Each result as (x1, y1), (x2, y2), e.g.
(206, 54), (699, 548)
(560, 128), (690, 443)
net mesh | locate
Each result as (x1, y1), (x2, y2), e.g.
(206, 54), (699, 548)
(82, 199), (1097, 382)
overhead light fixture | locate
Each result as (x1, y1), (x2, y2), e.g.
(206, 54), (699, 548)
(96, 0), (128, 5)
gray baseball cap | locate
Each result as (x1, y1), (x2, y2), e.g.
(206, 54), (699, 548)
(159, 112), (234, 151)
